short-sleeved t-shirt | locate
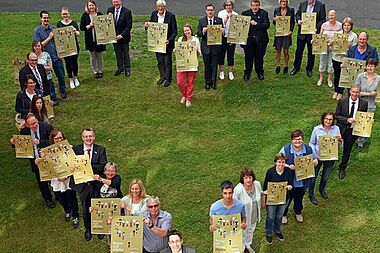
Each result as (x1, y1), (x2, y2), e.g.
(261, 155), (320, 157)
(209, 199), (246, 217)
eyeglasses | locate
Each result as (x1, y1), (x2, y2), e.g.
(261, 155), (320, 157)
(29, 59), (38, 61)
(147, 204), (159, 209)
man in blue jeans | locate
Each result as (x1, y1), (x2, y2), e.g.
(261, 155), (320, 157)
(34, 10), (67, 99)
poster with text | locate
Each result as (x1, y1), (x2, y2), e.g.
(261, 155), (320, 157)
(91, 198), (121, 234)
(353, 112), (375, 137)
(339, 57), (366, 88)
(175, 41), (198, 72)
(40, 140), (74, 179)
(332, 33), (348, 54)
(94, 14), (117, 45)
(301, 12), (316, 34)
(207, 25), (223, 46)
(54, 26), (78, 58)
(72, 155), (94, 184)
(147, 22), (168, 53)
(275, 16), (291, 37)
(13, 135), (34, 158)
(266, 181), (287, 205)
(227, 14), (250, 45)
(319, 135), (339, 161)
(312, 34), (328, 54)
(294, 154), (315, 181)
(212, 214), (242, 253)
(111, 216), (143, 253)
(44, 95), (55, 119)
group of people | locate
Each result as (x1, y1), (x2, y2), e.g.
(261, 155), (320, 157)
(10, 0), (379, 252)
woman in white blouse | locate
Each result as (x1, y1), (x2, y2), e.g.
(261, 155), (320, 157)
(121, 179), (148, 216)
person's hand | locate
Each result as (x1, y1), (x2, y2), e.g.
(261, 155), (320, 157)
(312, 159), (318, 167)
(39, 150), (46, 158)
(287, 164), (295, 170)
(58, 177), (67, 182)
(143, 217), (152, 227)
(221, 28), (225, 33)
(370, 91), (377, 96)
(286, 185), (293, 190)
(298, 20), (303, 25)
(165, 40), (169, 45)
(89, 207), (93, 213)
(328, 40), (333, 47)
(287, 31), (292, 36)
(250, 20), (257, 26)
(347, 117), (355, 124)
(48, 31), (54, 39)
(35, 158), (42, 166)
(273, 16), (277, 22)
(32, 138), (40, 145)
(203, 27), (208, 34)
(144, 22), (149, 28)
(261, 202), (266, 209)
(9, 138), (15, 145)
(116, 35), (123, 40)
(209, 224), (217, 232)
(241, 222), (247, 229)
(92, 174), (101, 181)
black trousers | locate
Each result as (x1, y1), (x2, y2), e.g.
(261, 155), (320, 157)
(203, 50), (219, 86)
(243, 38), (267, 76)
(155, 52), (172, 82)
(332, 59), (345, 94)
(64, 54), (79, 78)
(339, 128), (357, 170)
(31, 162), (53, 203)
(59, 189), (79, 218)
(219, 36), (236, 66)
(78, 183), (94, 230)
(113, 42), (130, 71)
(293, 35), (314, 71)
(283, 186), (306, 216)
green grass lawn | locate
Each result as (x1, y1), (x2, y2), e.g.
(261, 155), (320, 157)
(0, 12), (379, 253)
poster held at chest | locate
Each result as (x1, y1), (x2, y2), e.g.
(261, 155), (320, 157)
(266, 181), (287, 205)
(319, 135), (339, 161)
(275, 16), (291, 37)
(332, 33), (348, 54)
(147, 22), (168, 53)
(301, 12), (316, 34)
(111, 216), (143, 253)
(175, 41), (198, 72)
(94, 14), (117, 45)
(353, 112), (375, 137)
(312, 34), (328, 54)
(207, 25), (223, 46)
(91, 198), (121, 234)
(13, 135), (34, 158)
(227, 15), (250, 45)
(212, 214), (242, 253)
(339, 57), (366, 88)
(54, 26), (78, 58)
(294, 154), (315, 181)
(72, 155), (94, 184)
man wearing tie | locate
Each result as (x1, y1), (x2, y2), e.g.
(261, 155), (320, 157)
(72, 128), (107, 241)
(11, 113), (55, 208)
(335, 85), (368, 179)
(107, 0), (133, 77)
(19, 52), (50, 97)
(197, 3), (223, 90)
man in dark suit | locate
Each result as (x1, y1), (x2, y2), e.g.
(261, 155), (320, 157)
(336, 85), (368, 179)
(11, 113), (55, 208)
(197, 3), (223, 90)
(242, 0), (270, 81)
(71, 128), (107, 241)
(145, 0), (177, 87)
(19, 52), (50, 97)
(108, 0), (132, 77)
(291, 0), (326, 77)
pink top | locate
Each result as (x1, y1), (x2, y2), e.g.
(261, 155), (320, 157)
(321, 21), (342, 40)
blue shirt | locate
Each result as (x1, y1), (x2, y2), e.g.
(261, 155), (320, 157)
(353, 46), (379, 61)
(209, 199), (246, 217)
(309, 124), (341, 156)
(33, 24), (59, 62)
(143, 210), (172, 252)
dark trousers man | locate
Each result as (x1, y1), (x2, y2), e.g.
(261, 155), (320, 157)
(203, 49), (218, 88)
(339, 128), (357, 171)
(113, 42), (130, 72)
(155, 52), (172, 83)
(31, 162), (53, 203)
(243, 39), (266, 78)
(293, 35), (314, 72)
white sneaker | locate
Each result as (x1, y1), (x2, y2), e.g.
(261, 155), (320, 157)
(228, 72), (234, 80)
(327, 79), (333, 87)
(74, 78), (80, 87)
(295, 214), (304, 222)
(317, 79), (323, 86)
(219, 72), (225, 80)
(186, 100), (191, 107)
(180, 97), (186, 104)
(282, 216), (288, 224)
(70, 79), (75, 89)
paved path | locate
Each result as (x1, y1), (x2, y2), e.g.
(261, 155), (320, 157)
(0, 0), (378, 29)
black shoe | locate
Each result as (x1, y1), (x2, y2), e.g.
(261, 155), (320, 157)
(275, 232), (285, 241)
(94, 73), (100, 79)
(85, 229), (92, 241)
(205, 84), (210, 91)
(97, 234), (105, 240)
(211, 83), (217, 90)
(61, 93), (67, 99)
(73, 217), (79, 229)
(307, 70), (313, 77)
(98, 72), (104, 78)
(258, 74), (264, 81)
(356, 145), (364, 152)
(125, 69), (131, 77)
(309, 195), (318, 205)
(157, 78), (165, 85)
(163, 80), (171, 87)
(65, 213), (71, 222)
(290, 68), (299, 75)
(243, 74), (250, 81)
(338, 168), (346, 179)
(46, 200), (55, 208)
(320, 190), (329, 199)
(283, 67), (289, 74)
(275, 66), (280, 74)
(266, 235), (273, 244)
(114, 69), (123, 76)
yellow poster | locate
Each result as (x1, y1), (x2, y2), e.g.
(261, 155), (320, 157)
(94, 14), (117, 45)
(339, 57), (366, 88)
(44, 95), (55, 119)
(319, 135), (339, 161)
(266, 181), (287, 205)
(72, 155), (94, 184)
(54, 26), (78, 58)
(294, 154), (315, 181)
(147, 22), (168, 53)
(376, 89), (380, 103)
(13, 135), (34, 159)
(175, 41), (198, 72)
(36, 157), (54, 181)
(332, 33), (348, 54)
(212, 214), (242, 253)
(111, 216), (143, 253)
(91, 198), (121, 235)
(227, 15), (250, 45)
(275, 16), (291, 37)
(301, 13), (316, 35)
(207, 25), (223, 46)
(353, 112), (375, 137)
(312, 34), (328, 54)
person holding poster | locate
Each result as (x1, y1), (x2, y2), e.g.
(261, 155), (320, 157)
(347, 32), (379, 62)
(233, 168), (261, 253)
(10, 113), (55, 208)
(290, 0), (326, 77)
(121, 179), (148, 216)
(197, 3), (223, 91)
(262, 153), (293, 244)
(57, 7), (81, 89)
(355, 58), (379, 152)
(308, 112), (341, 204)
(317, 10), (342, 87)
(279, 129), (317, 223)
(145, 0), (177, 87)
(33, 11), (67, 99)
(30, 96), (49, 123)
(107, 0), (132, 77)
(175, 24), (201, 108)
(71, 127), (107, 241)
(143, 196), (172, 253)
(273, 0), (295, 75)
(336, 85), (368, 179)
(217, 0), (237, 81)
(160, 230), (195, 253)
(242, 0), (270, 81)
(80, 0), (106, 79)
(331, 17), (357, 100)
(15, 75), (43, 119)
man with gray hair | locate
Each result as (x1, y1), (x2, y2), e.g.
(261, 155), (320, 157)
(143, 196), (172, 253)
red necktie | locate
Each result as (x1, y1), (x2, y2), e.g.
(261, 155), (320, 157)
(87, 148), (91, 160)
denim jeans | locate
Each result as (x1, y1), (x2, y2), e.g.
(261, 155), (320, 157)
(308, 160), (335, 195)
(47, 79), (57, 102)
(52, 59), (66, 95)
(265, 204), (286, 236)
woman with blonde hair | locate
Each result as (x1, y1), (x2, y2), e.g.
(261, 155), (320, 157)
(121, 179), (148, 216)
